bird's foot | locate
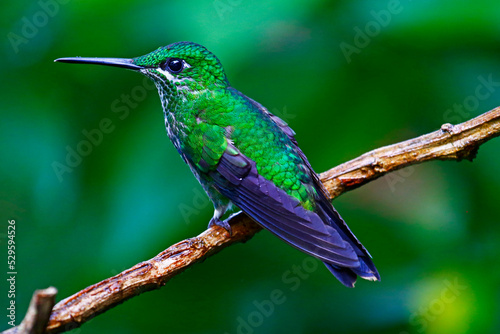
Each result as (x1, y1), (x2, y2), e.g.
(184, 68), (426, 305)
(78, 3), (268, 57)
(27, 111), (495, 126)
(208, 217), (232, 236)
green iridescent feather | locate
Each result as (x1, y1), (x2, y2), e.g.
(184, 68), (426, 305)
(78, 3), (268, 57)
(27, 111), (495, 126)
(55, 41), (380, 287)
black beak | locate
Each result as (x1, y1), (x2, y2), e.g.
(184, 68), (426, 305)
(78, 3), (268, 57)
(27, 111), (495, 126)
(54, 57), (143, 70)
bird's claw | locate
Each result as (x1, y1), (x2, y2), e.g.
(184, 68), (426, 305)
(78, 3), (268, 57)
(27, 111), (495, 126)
(208, 217), (232, 236)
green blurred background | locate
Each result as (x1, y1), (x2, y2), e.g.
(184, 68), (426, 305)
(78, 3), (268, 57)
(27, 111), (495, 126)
(2, 0), (500, 333)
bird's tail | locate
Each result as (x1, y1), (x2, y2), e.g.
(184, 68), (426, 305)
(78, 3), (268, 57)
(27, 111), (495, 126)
(324, 259), (379, 288)
(316, 198), (380, 287)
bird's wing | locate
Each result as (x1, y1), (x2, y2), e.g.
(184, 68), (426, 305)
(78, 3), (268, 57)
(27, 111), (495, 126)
(246, 95), (374, 258)
(184, 123), (359, 267)
(242, 96), (380, 284)
(188, 95), (379, 284)
(208, 141), (361, 268)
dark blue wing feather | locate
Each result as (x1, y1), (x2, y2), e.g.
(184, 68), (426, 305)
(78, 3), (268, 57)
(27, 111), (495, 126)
(212, 145), (363, 268)
(210, 94), (380, 287)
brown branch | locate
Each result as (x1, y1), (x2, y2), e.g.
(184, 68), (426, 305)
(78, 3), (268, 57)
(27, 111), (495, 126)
(5, 107), (500, 334)
(320, 106), (500, 198)
(46, 214), (260, 333)
(4, 287), (57, 334)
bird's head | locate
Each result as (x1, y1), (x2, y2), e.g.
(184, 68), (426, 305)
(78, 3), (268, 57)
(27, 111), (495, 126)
(134, 42), (229, 89)
(56, 41), (229, 100)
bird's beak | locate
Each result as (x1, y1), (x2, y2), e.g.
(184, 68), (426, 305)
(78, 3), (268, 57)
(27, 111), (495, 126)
(54, 57), (143, 70)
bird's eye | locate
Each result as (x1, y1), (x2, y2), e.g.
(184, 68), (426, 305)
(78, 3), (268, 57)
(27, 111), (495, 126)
(162, 58), (183, 73)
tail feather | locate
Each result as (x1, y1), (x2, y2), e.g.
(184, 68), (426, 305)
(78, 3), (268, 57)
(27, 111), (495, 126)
(316, 198), (381, 286)
(351, 257), (381, 281)
(324, 263), (358, 288)
(325, 258), (380, 288)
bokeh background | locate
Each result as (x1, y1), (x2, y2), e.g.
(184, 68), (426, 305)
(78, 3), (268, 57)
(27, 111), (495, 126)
(2, 0), (500, 333)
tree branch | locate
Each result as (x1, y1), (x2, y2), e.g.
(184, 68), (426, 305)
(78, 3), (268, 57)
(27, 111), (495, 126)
(4, 107), (500, 334)
(320, 107), (500, 198)
(4, 288), (57, 334)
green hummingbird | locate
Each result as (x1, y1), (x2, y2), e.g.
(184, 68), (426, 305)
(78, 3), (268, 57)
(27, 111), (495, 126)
(55, 41), (379, 287)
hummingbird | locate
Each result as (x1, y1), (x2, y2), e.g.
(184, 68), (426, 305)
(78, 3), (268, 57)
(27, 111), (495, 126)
(55, 41), (380, 287)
